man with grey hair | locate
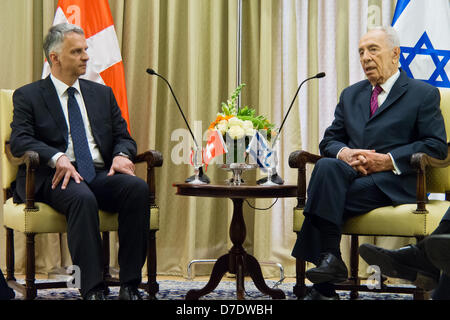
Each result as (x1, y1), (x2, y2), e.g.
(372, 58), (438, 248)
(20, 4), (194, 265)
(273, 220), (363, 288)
(43, 23), (85, 67)
(10, 23), (149, 300)
(291, 27), (447, 300)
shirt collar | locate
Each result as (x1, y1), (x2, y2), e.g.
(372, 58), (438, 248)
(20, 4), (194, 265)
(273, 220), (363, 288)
(50, 74), (81, 97)
(375, 69), (400, 94)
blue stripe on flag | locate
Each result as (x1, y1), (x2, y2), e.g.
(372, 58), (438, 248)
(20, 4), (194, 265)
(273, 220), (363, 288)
(249, 149), (265, 169)
(391, 0), (411, 26)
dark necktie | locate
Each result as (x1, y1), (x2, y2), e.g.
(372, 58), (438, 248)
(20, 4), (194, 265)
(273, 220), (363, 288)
(67, 87), (96, 183)
(370, 85), (383, 117)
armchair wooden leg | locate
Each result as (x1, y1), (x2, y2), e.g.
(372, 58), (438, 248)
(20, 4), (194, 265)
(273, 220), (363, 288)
(349, 235), (360, 300)
(146, 230), (159, 299)
(293, 258), (307, 299)
(5, 227), (15, 281)
(25, 233), (37, 300)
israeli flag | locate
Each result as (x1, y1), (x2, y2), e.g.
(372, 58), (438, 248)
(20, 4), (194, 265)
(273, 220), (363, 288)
(392, 0), (450, 88)
(246, 131), (276, 171)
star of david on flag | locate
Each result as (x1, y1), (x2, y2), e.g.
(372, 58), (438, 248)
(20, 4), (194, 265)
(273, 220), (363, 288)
(392, 0), (450, 88)
(246, 131), (276, 172)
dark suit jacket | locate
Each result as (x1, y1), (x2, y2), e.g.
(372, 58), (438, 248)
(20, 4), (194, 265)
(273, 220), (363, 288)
(319, 69), (448, 205)
(10, 76), (136, 202)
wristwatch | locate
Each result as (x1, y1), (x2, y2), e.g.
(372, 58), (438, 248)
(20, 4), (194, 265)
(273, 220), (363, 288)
(116, 152), (130, 159)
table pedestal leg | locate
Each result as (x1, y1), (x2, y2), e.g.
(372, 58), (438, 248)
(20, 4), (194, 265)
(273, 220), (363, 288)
(185, 254), (229, 300)
(185, 198), (286, 300)
(245, 254), (285, 299)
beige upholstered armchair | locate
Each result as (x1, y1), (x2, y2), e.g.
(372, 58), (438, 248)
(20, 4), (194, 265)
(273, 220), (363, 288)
(0, 89), (163, 300)
(290, 88), (450, 300)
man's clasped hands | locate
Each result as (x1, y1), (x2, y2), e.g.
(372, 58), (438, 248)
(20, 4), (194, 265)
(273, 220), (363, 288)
(338, 148), (394, 175)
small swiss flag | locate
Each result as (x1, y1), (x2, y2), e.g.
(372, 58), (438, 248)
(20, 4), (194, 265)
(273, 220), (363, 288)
(203, 130), (228, 171)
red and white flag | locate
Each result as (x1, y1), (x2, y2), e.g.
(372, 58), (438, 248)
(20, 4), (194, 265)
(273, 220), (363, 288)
(203, 130), (228, 171)
(42, 0), (130, 131)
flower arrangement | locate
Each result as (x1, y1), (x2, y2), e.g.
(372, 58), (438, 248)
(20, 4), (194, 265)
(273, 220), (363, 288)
(208, 84), (275, 141)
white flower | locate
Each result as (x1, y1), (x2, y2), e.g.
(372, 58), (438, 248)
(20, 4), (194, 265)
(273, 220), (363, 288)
(228, 117), (244, 127)
(228, 125), (245, 140)
(242, 120), (254, 136)
(242, 120), (253, 129)
(245, 128), (255, 136)
(216, 120), (228, 135)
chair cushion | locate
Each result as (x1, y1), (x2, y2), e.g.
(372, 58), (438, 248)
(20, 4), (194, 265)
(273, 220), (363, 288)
(293, 200), (450, 237)
(3, 198), (159, 233)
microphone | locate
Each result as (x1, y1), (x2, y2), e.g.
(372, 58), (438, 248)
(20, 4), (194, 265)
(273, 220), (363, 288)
(316, 72), (326, 78)
(146, 68), (210, 183)
(271, 72), (326, 148)
(146, 68), (157, 75)
(146, 68), (199, 149)
(257, 72), (325, 186)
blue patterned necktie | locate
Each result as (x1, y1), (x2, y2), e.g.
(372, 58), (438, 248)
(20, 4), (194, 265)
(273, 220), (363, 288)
(67, 87), (96, 183)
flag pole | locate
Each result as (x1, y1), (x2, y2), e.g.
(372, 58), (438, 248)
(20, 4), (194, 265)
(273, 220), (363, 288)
(236, 0), (242, 112)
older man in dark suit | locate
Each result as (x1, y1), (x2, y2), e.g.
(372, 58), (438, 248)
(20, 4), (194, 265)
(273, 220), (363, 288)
(291, 26), (448, 300)
(10, 23), (149, 300)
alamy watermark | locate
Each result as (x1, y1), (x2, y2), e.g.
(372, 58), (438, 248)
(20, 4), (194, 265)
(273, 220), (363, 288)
(66, 265), (81, 289)
(365, 265), (382, 290)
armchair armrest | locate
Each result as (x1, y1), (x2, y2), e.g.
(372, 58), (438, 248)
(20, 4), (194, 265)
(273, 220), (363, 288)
(4, 142), (164, 209)
(134, 150), (163, 206)
(288, 150), (322, 168)
(289, 146), (450, 215)
(134, 150), (163, 167)
(410, 145), (450, 213)
(289, 150), (323, 209)
(5, 142), (39, 210)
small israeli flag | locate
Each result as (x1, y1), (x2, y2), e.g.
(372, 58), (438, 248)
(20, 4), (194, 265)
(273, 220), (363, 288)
(246, 131), (276, 171)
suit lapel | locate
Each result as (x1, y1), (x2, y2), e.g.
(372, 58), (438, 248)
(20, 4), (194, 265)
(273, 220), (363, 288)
(369, 70), (409, 121)
(40, 76), (69, 143)
(358, 83), (373, 122)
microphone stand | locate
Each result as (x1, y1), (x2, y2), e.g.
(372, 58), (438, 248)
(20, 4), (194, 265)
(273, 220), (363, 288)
(257, 72), (326, 185)
(146, 68), (210, 184)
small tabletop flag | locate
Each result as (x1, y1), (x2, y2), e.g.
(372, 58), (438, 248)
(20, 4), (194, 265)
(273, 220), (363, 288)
(203, 130), (228, 171)
(246, 131), (276, 172)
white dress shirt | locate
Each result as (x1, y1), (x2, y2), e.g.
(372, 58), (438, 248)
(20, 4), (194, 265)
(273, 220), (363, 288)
(376, 69), (400, 109)
(49, 74), (104, 168)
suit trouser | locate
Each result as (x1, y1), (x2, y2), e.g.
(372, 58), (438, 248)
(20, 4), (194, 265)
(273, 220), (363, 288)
(291, 158), (393, 264)
(38, 169), (150, 297)
(429, 209), (450, 299)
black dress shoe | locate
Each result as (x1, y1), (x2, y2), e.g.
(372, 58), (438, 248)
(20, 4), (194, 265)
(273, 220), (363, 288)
(119, 285), (142, 300)
(359, 243), (440, 291)
(424, 234), (450, 276)
(303, 287), (339, 300)
(84, 289), (106, 300)
(306, 253), (348, 284)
